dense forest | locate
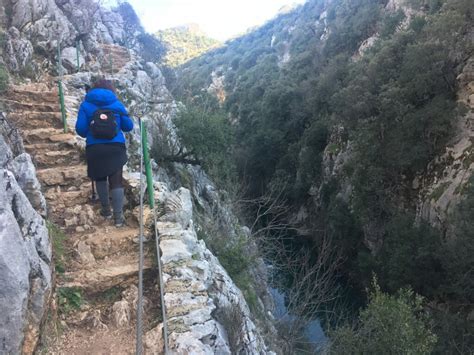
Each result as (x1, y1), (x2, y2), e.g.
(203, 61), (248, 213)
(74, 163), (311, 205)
(169, 0), (473, 352)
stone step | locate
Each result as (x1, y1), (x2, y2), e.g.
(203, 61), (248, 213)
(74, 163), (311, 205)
(6, 89), (58, 104)
(0, 98), (59, 112)
(8, 111), (62, 121)
(33, 149), (83, 169)
(24, 142), (78, 158)
(47, 198), (99, 230)
(80, 226), (140, 260)
(44, 183), (91, 206)
(60, 252), (154, 293)
(9, 83), (52, 92)
(23, 128), (76, 145)
(12, 117), (64, 130)
(37, 165), (88, 186)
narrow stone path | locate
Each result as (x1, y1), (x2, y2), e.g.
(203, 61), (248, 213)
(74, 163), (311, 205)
(3, 82), (161, 354)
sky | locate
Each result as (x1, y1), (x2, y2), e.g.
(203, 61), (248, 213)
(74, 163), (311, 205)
(123, 0), (307, 41)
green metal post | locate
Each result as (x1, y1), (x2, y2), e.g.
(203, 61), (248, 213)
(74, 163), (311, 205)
(58, 80), (68, 133)
(141, 120), (155, 208)
(57, 39), (68, 133)
(76, 39), (80, 72)
(57, 40), (62, 76)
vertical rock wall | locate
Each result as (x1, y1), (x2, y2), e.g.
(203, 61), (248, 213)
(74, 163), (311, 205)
(0, 113), (52, 354)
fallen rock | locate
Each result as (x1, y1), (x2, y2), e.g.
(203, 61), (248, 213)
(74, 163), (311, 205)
(145, 323), (164, 354)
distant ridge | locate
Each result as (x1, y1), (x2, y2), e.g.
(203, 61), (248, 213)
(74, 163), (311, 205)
(156, 24), (221, 67)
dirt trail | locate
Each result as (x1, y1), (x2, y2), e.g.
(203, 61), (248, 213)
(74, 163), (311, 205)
(3, 81), (160, 354)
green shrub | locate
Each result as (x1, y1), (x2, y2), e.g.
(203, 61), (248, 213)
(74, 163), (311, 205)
(57, 287), (83, 314)
(376, 215), (444, 297)
(330, 280), (437, 354)
(171, 101), (236, 186)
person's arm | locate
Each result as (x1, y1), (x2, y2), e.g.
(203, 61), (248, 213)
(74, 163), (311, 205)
(75, 103), (89, 138)
(118, 103), (134, 132)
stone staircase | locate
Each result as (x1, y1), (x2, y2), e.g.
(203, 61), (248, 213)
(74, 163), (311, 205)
(2, 82), (159, 353)
(101, 44), (132, 74)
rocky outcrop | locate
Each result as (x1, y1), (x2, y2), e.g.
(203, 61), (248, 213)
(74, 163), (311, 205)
(416, 57), (474, 228)
(0, 113), (52, 354)
(150, 187), (271, 354)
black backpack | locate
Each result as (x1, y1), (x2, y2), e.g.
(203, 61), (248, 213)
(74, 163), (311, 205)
(89, 109), (119, 139)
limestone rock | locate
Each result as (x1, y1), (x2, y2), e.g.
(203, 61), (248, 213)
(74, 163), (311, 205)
(145, 323), (164, 354)
(160, 188), (193, 228)
(0, 169), (52, 354)
(12, 153), (47, 215)
(112, 300), (131, 328)
(61, 47), (85, 72)
(76, 240), (96, 265)
(4, 27), (34, 72)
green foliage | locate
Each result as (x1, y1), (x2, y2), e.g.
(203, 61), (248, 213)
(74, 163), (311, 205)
(172, 100), (236, 185)
(330, 280), (437, 354)
(376, 215), (444, 296)
(47, 221), (67, 274)
(176, 1), (474, 350)
(57, 287), (83, 314)
(379, 9), (406, 38)
(431, 308), (474, 354)
(442, 177), (474, 303)
(157, 25), (220, 67)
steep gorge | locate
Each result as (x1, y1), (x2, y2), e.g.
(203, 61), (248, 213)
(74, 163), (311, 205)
(175, 0), (474, 352)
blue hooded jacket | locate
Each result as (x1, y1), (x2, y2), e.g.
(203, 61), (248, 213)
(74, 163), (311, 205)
(75, 88), (134, 146)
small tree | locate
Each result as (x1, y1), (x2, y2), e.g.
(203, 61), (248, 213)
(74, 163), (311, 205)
(329, 279), (437, 354)
(171, 103), (235, 185)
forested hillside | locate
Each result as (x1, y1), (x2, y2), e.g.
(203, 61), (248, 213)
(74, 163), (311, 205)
(173, 0), (473, 352)
(156, 24), (220, 67)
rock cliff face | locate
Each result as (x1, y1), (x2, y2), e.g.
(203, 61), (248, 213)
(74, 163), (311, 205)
(0, 113), (52, 354)
(0, 0), (274, 352)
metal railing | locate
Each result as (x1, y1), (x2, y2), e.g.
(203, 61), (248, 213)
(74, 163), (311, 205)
(137, 120), (169, 354)
(56, 41), (68, 133)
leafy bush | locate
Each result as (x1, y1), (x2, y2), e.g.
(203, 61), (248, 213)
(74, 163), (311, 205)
(376, 215), (444, 297)
(172, 101), (236, 185)
(330, 280), (437, 354)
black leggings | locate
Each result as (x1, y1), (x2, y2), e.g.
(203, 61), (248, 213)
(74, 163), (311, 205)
(95, 169), (123, 189)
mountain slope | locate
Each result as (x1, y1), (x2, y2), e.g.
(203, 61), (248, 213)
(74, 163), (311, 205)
(176, 0), (474, 351)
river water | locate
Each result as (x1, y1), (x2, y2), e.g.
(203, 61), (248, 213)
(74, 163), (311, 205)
(269, 285), (327, 351)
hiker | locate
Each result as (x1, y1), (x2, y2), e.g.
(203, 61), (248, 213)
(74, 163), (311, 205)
(75, 79), (133, 227)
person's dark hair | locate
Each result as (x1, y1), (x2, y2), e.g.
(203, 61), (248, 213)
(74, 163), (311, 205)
(92, 79), (115, 93)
